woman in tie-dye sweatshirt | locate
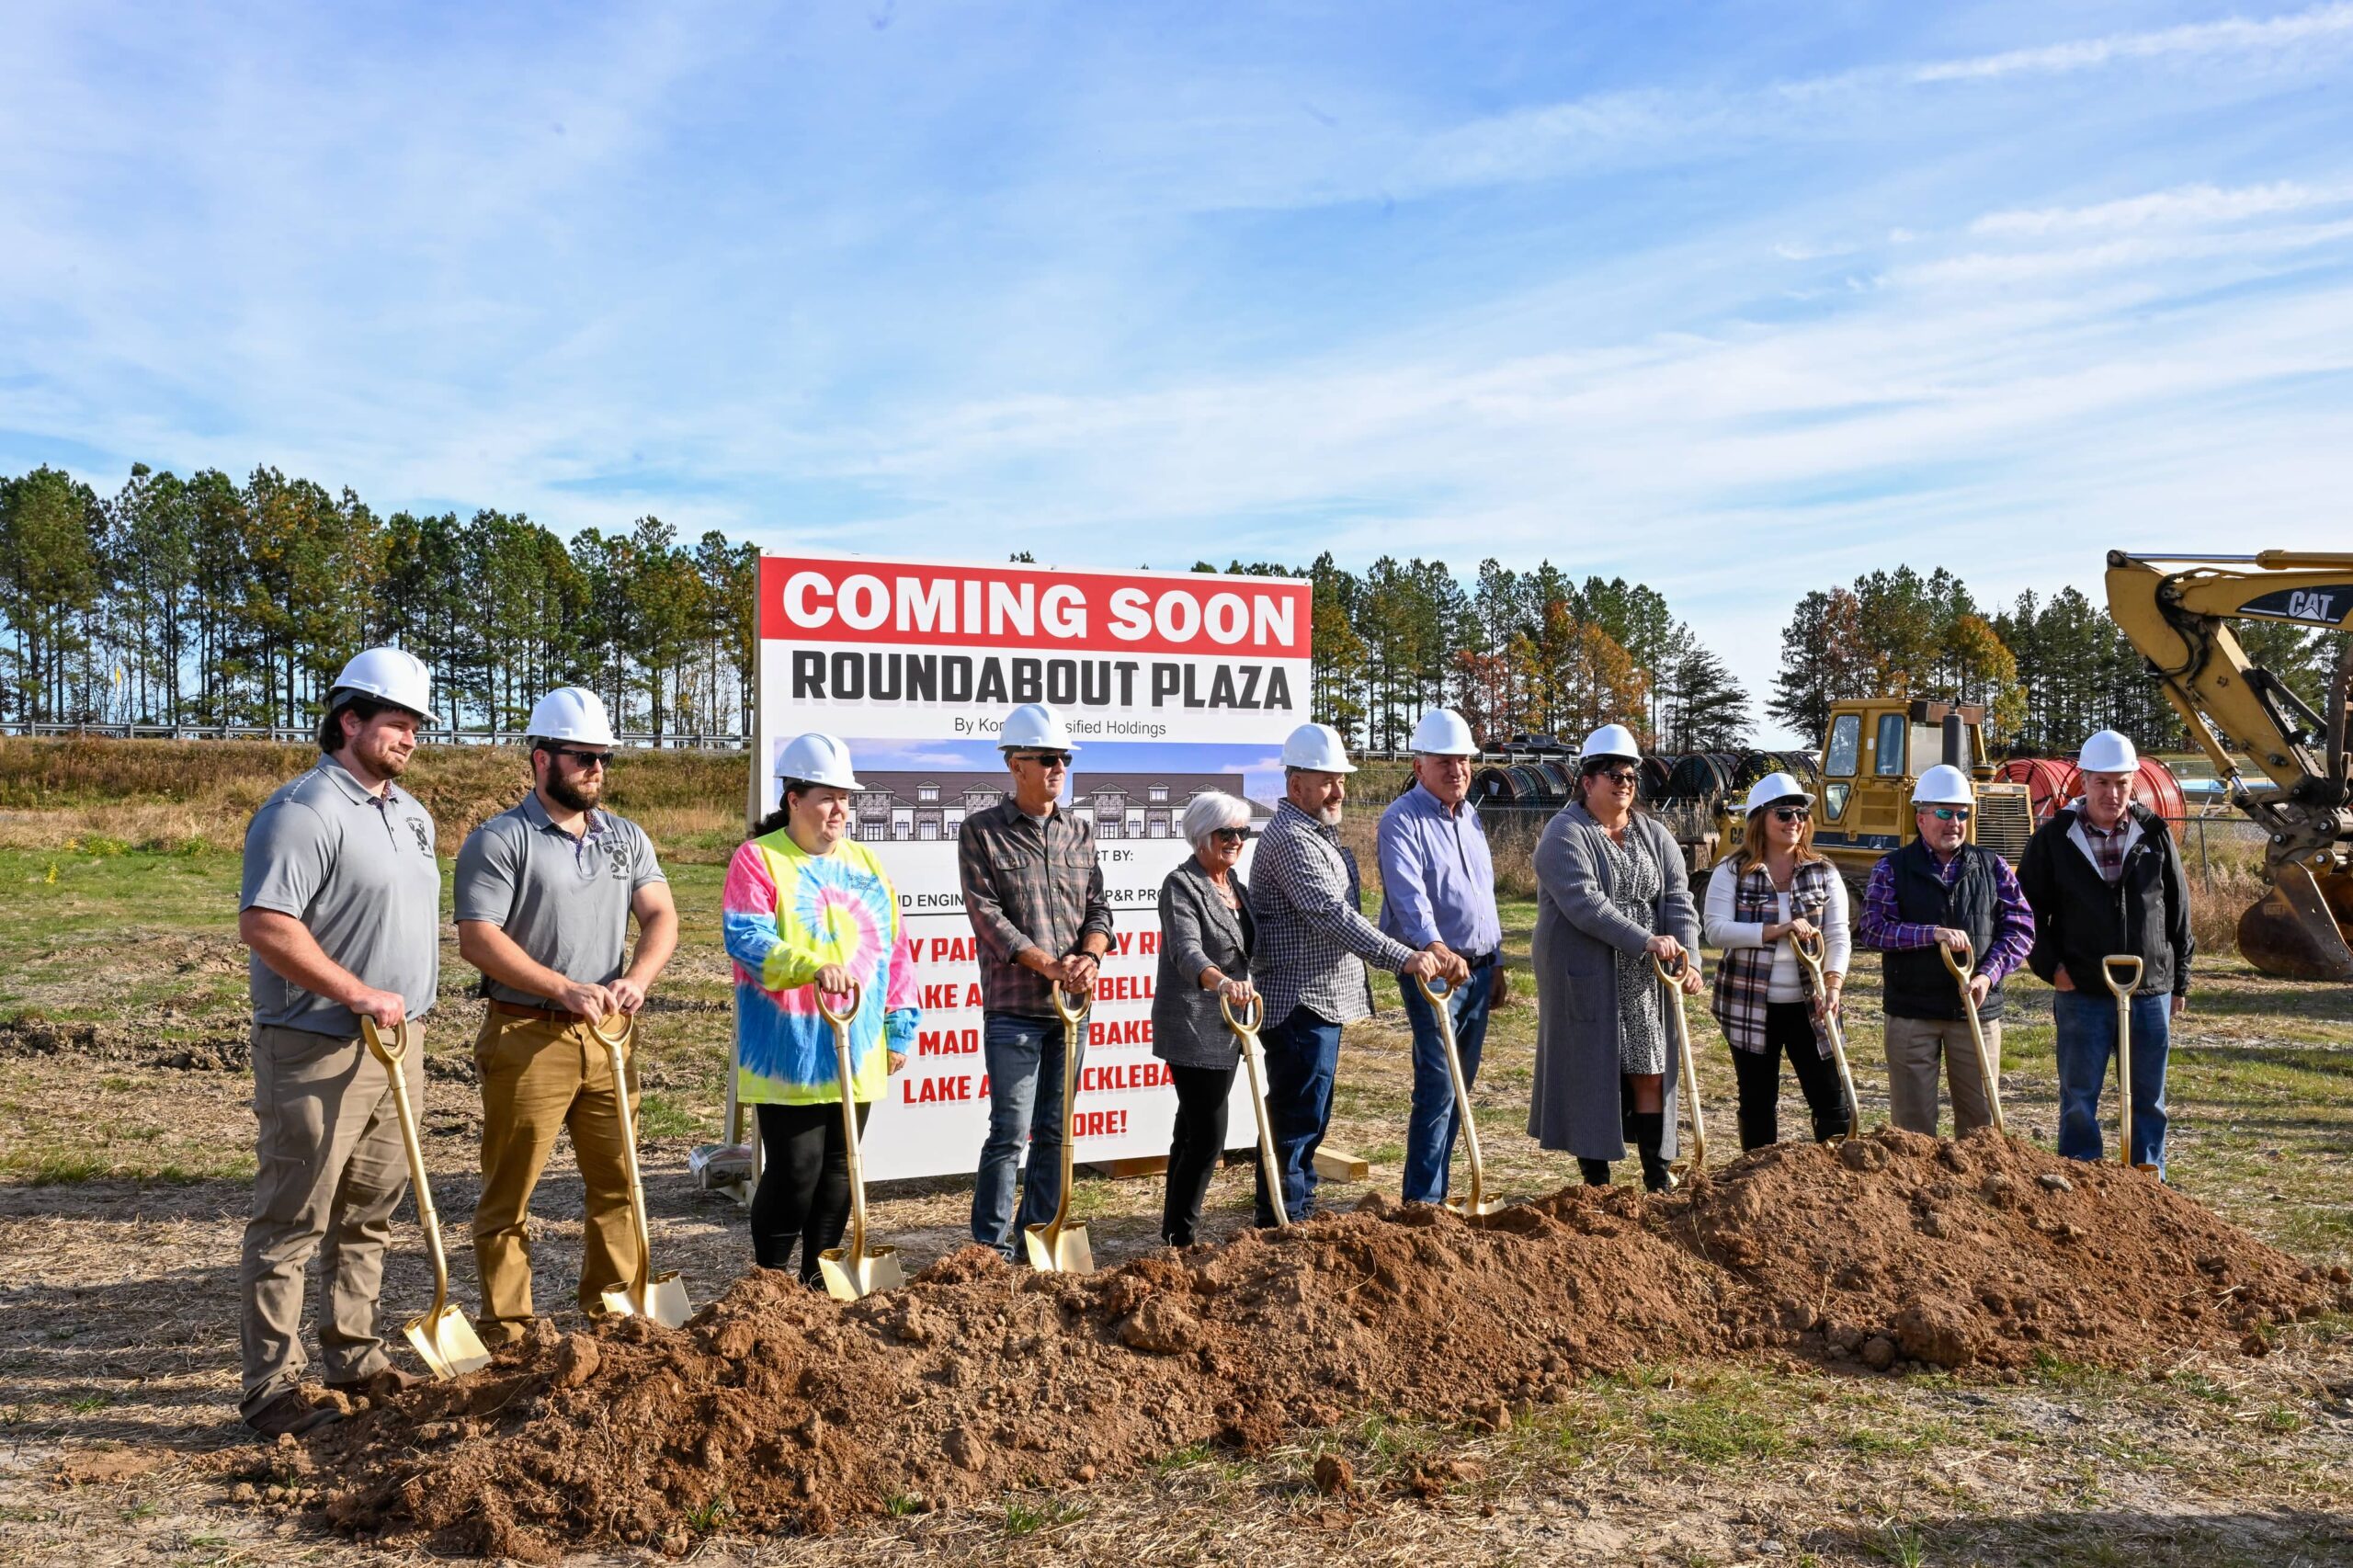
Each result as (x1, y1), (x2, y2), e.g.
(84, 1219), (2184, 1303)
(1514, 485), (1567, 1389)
(722, 751), (918, 1282)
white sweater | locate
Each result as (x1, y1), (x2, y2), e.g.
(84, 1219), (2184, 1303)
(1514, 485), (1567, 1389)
(1702, 860), (1852, 1004)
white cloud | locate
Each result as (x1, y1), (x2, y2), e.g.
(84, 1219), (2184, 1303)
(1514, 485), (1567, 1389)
(1910, 3), (2353, 83)
(1972, 180), (2353, 236)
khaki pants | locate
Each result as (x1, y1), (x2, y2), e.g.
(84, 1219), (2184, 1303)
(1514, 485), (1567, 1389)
(472, 1012), (639, 1337)
(239, 1021), (421, 1417)
(1884, 1013), (2002, 1137)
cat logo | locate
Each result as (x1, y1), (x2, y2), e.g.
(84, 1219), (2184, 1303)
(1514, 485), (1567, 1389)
(2241, 584), (2353, 627)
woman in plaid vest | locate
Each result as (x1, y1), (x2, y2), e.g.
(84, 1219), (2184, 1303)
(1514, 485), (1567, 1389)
(1701, 772), (1854, 1148)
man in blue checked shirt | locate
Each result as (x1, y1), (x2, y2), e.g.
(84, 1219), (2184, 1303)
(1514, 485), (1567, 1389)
(1251, 722), (1450, 1228)
(1378, 708), (1499, 1205)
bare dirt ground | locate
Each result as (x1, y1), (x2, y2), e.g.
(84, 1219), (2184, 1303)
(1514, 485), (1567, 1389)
(3, 842), (2351, 1566)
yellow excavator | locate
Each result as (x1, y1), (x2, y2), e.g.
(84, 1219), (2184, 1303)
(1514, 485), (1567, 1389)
(2106, 551), (2353, 982)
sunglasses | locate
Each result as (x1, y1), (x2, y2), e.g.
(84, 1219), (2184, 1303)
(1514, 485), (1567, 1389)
(551, 747), (614, 770)
(1591, 768), (1639, 787)
(1927, 806), (1972, 822)
(1210, 826), (1253, 844)
(1014, 751), (1072, 768)
(1769, 806), (1811, 824)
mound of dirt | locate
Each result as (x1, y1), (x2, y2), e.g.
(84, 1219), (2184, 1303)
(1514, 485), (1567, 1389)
(291, 1128), (2349, 1561)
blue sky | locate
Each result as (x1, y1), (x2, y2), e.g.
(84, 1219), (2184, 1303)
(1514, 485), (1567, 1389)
(6, 2), (2351, 743)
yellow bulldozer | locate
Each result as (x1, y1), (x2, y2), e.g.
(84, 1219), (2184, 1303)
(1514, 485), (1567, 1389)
(2106, 551), (2353, 982)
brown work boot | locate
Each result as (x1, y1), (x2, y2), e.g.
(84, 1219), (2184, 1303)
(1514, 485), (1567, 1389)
(327, 1366), (420, 1402)
(244, 1391), (342, 1438)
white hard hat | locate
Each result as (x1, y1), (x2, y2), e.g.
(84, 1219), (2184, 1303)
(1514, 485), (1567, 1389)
(2077, 730), (2138, 775)
(777, 733), (863, 791)
(1578, 722), (1643, 763)
(1911, 764), (1975, 806)
(997, 703), (1078, 754)
(1742, 771), (1810, 817)
(1280, 722), (1357, 774)
(328, 646), (435, 722)
(1409, 707), (1478, 757)
(524, 687), (617, 746)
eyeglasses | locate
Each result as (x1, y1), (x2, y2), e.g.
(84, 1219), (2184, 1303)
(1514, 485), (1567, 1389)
(551, 747), (614, 770)
(1210, 826), (1253, 844)
(1014, 751), (1072, 768)
(1591, 768), (1639, 787)
(1770, 806), (1811, 824)
(1927, 806), (1972, 822)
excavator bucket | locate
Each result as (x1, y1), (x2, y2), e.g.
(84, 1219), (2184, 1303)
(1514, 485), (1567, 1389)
(2239, 863), (2353, 983)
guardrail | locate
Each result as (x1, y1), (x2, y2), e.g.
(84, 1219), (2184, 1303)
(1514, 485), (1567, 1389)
(0, 721), (748, 750)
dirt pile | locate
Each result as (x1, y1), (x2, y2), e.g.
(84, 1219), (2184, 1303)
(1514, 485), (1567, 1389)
(291, 1128), (2349, 1560)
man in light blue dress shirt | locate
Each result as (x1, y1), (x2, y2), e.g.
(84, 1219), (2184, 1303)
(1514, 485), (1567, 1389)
(1378, 708), (1502, 1205)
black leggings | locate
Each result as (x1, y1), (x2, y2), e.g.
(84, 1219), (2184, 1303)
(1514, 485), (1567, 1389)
(1730, 1002), (1852, 1149)
(752, 1099), (872, 1282)
(1162, 1062), (1236, 1246)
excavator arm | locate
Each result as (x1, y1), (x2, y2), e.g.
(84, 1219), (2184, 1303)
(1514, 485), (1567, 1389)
(2106, 551), (2353, 980)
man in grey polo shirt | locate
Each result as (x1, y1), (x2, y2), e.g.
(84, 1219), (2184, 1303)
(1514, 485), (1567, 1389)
(454, 687), (676, 1343)
(237, 647), (440, 1437)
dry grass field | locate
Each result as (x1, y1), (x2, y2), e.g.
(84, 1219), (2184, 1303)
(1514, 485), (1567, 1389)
(1, 740), (2348, 1565)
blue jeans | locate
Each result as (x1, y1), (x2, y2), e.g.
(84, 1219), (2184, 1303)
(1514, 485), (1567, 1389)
(1399, 958), (1496, 1203)
(1257, 1006), (1343, 1227)
(2052, 988), (2171, 1172)
(971, 1011), (1087, 1257)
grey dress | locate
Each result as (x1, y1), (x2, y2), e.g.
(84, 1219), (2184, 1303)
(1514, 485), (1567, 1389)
(1152, 857), (1256, 1070)
(1527, 802), (1701, 1161)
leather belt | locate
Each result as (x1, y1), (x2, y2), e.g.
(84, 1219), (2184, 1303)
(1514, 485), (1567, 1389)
(1461, 949), (1498, 969)
(487, 998), (569, 1024)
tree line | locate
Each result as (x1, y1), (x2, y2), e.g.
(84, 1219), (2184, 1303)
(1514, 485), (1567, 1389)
(0, 463), (753, 739)
(6, 460), (2336, 756)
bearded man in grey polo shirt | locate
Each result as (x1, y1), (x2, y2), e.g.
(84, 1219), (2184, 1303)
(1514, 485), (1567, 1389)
(454, 688), (676, 1344)
(236, 647), (441, 1437)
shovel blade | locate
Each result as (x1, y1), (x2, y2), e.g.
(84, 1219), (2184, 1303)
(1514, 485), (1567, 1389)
(404, 1305), (492, 1380)
(1448, 1196), (1506, 1218)
(1022, 1221), (1094, 1275)
(818, 1244), (904, 1302)
(601, 1272), (694, 1330)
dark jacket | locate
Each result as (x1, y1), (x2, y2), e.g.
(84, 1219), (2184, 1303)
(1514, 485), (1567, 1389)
(1152, 857), (1256, 1070)
(2018, 802), (2193, 998)
(1881, 839), (2015, 1023)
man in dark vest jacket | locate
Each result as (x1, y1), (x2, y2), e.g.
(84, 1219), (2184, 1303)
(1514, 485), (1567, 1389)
(1856, 766), (2036, 1136)
(2018, 730), (2192, 1173)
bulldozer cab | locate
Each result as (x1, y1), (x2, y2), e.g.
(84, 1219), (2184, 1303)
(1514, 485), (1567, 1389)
(1810, 699), (2031, 875)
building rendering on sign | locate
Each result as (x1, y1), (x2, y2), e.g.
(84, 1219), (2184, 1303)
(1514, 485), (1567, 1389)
(846, 771), (1275, 845)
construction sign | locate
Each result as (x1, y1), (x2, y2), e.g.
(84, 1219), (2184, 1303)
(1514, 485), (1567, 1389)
(751, 554), (1313, 1181)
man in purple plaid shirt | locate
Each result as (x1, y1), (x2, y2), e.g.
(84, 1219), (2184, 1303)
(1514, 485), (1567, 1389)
(1856, 765), (2035, 1137)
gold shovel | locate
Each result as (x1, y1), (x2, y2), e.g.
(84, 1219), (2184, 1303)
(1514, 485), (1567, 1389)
(2099, 955), (2158, 1174)
(1651, 953), (1708, 1178)
(591, 1014), (692, 1328)
(1938, 937), (2006, 1135)
(814, 983), (903, 1300)
(1221, 992), (1288, 1229)
(1413, 972), (1501, 1215)
(1022, 986), (1095, 1274)
(358, 1017), (491, 1380)
(1790, 929), (1860, 1141)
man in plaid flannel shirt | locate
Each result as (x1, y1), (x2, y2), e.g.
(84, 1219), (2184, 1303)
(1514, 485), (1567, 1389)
(958, 704), (1114, 1259)
(1856, 766), (2034, 1137)
(1250, 722), (1449, 1227)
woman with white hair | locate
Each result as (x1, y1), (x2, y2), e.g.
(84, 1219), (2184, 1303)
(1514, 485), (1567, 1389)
(1150, 790), (1259, 1246)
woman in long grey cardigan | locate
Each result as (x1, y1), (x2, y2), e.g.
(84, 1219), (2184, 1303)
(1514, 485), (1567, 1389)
(1529, 723), (1704, 1191)
(1152, 790), (1259, 1245)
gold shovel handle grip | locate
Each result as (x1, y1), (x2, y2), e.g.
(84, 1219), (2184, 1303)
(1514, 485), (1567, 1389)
(587, 1012), (635, 1050)
(1413, 971), (1456, 1006)
(1219, 991), (1263, 1036)
(1938, 933), (1977, 982)
(359, 1015), (414, 1066)
(1051, 983), (1089, 1024)
(1650, 950), (1691, 984)
(814, 981), (864, 1027)
(2099, 955), (2145, 997)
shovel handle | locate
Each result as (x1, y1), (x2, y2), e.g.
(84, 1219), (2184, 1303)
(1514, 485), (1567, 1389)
(1938, 933), (1976, 982)
(1051, 983), (1088, 1025)
(2099, 955), (2144, 997)
(588, 1012), (635, 1050)
(1414, 971), (1456, 1006)
(588, 1012), (656, 1306)
(359, 1015), (415, 1067)
(1650, 950), (1689, 984)
(358, 1017), (452, 1323)
(814, 981), (863, 1027)
(1219, 991), (1262, 1036)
